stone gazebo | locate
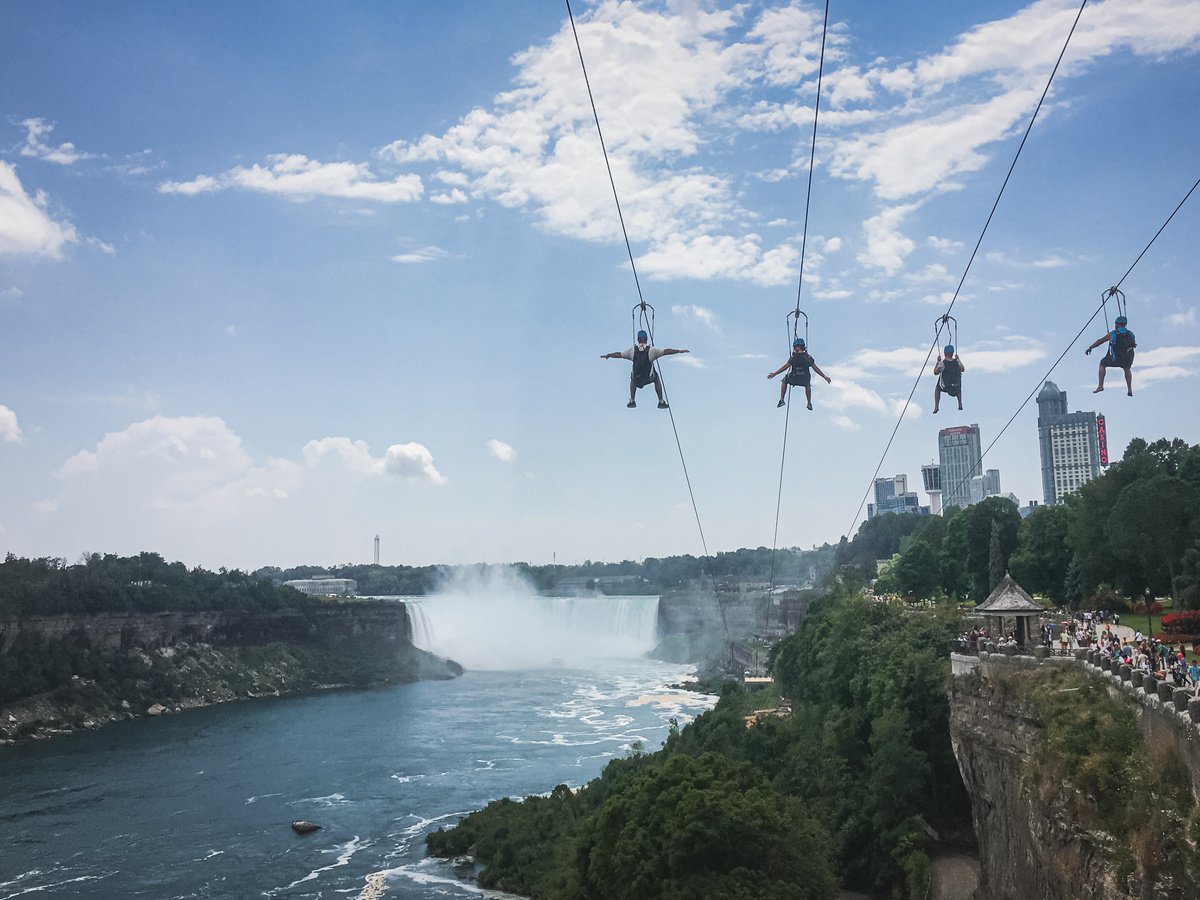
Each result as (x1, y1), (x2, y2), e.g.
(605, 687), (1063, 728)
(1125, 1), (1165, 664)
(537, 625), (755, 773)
(975, 573), (1044, 649)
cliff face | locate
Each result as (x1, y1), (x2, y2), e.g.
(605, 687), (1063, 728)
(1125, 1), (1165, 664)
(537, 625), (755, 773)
(950, 654), (1200, 900)
(0, 601), (461, 745)
(0, 602), (413, 653)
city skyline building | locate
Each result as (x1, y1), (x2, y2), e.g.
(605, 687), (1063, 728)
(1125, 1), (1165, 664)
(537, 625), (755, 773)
(1036, 381), (1104, 505)
(938, 425), (983, 511)
(867, 474), (926, 518)
(921, 462), (943, 515)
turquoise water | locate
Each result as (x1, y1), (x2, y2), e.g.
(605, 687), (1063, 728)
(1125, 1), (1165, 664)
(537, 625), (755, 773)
(0, 660), (713, 898)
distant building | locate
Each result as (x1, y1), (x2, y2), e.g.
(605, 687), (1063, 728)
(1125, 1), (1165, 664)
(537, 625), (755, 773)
(867, 474), (926, 518)
(1037, 381), (1102, 505)
(939, 425), (983, 511)
(868, 494), (928, 518)
(921, 462), (943, 515)
(285, 576), (357, 597)
(1018, 499), (1040, 519)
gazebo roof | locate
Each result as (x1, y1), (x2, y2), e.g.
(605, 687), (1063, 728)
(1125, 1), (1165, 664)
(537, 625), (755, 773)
(976, 573), (1044, 615)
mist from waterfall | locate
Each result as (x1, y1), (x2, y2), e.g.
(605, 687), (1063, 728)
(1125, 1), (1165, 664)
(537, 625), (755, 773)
(405, 566), (658, 670)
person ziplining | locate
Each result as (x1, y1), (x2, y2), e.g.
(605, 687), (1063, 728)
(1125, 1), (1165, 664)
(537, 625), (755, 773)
(932, 344), (965, 414)
(768, 337), (831, 410)
(601, 329), (689, 408)
(1085, 313), (1136, 395)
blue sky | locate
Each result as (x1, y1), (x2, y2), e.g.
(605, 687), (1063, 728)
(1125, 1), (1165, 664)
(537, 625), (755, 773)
(2, 0), (1198, 570)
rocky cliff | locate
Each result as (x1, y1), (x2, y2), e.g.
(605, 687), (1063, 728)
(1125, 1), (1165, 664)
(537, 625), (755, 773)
(950, 652), (1200, 900)
(0, 601), (461, 745)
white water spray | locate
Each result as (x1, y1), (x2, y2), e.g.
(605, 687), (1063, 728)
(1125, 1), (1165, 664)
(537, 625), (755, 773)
(405, 567), (658, 670)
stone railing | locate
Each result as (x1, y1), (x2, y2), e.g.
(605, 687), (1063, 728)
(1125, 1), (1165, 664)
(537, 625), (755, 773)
(952, 645), (1200, 727)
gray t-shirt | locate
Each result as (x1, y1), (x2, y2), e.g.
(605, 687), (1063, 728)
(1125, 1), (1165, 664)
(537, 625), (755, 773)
(619, 344), (667, 363)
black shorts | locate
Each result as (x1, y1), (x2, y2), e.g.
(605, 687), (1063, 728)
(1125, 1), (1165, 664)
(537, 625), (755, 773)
(1101, 350), (1134, 369)
(786, 371), (810, 387)
(938, 380), (960, 397)
(633, 371), (659, 389)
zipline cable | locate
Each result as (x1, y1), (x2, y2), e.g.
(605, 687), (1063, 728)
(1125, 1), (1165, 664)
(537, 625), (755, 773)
(565, 0), (730, 643)
(843, 0), (1090, 541)
(769, 0), (831, 597)
(939, 174), (1200, 511)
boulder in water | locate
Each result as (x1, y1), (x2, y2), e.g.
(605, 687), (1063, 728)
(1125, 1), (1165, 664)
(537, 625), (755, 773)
(291, 820), (320, 835)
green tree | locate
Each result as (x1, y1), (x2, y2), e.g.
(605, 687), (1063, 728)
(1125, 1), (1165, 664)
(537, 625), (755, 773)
(1010, 504), (1074, 605)
(1108, 475), (1199, 601)
(895, 539), (941, 600)
(964, 498), (1020, 602)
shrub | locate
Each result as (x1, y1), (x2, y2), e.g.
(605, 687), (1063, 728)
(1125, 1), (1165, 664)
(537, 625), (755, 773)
(1162, 610), (1200, 635)
(1134, 601), (1147, 614)
(1151, 601), (1164, 614)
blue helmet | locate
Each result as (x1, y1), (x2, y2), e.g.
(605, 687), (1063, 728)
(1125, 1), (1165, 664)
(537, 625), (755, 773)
(637, 329), (648, 340)
(944, 344), (955, 355)
(793, 338), (805, 348)
(1115, 315), (1128, 326)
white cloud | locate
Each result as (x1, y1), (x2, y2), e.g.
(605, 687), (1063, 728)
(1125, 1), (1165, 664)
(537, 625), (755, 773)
(733, 353), (767, 360)
(0, 162), (78, 258)
(858, 204), (918, 274)
(671, 303), (719, 330)
(0, 405), (22, 443)
(825, 0), (1200, 200)
(825, 377), (914, 417)
(904, 263), (954, 284)
(1137, 365), (1194, 385)
(927, 236), (964, 253)
(159, 154), (423, 203)
(672, 354), (705, 368)
(847, 338), (1047, 377)
(1167, 308), (1196, 327)
(383, 442), (447, 484)
(18, 118), (93, 165)
(823, 236), (842, 253)
(430, 188), (468, 204)
(487, 439), (517, 463)
(831, 415), (860, 431)
(1135, 346), (1200, 368)
(0, 286), (23, 301)
(391, 246), (451, 264)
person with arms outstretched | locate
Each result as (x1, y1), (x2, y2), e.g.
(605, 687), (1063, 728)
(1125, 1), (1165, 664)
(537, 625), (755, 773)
(601, 330), (689, 408)
(1085, 314), (1136, 395)
(933, 344), (964, 414)
(769, 338), (830, 410)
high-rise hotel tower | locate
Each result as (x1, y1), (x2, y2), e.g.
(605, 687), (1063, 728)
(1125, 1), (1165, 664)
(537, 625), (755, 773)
(1036, 380), (1105, 504)
(938, 424), (983, 512)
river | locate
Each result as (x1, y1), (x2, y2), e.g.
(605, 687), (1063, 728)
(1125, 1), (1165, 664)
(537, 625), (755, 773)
(0, 594), (715, 899)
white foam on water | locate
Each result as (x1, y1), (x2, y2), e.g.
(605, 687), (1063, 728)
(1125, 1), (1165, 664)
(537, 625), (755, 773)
(264, 836), (370, 896)
(245, 792), (285, 804)
(0, 871), (114, 898)
(366, 858), (525, 898)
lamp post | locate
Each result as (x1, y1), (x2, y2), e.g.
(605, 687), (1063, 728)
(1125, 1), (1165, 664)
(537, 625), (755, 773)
(1146, 587), (1154, 640)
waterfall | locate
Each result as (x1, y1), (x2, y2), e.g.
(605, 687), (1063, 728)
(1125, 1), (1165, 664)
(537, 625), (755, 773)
(405, 593), (659, 671)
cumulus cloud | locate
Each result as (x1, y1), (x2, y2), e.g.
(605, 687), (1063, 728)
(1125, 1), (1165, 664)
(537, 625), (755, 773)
(383, 442), (447, 484)
(0, 162), (78, 257)
(858, 204), (918, 274)
(825, 377), (915, 418)
(18, 118), (93, 165)
(28, 417), (447, 562)
(672, 303), (719, 330)
(0, 405), (22, 443)
(1136, 346), (1200, 368)
(160, 154), (423, 203)
(487, 439), (517, 463)
(831, 415), (860, 431)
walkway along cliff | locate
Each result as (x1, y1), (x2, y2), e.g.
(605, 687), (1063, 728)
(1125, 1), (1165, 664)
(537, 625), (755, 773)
(950, 646), (1200, 899)
(0, 601), (461, 745)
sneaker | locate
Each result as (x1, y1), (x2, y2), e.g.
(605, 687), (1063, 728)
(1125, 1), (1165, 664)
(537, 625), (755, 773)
(657, 401), (669, 409)
(777, 399), (785, 408)
(806, 401), (813, 410)
(627, 400), (636, 408)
